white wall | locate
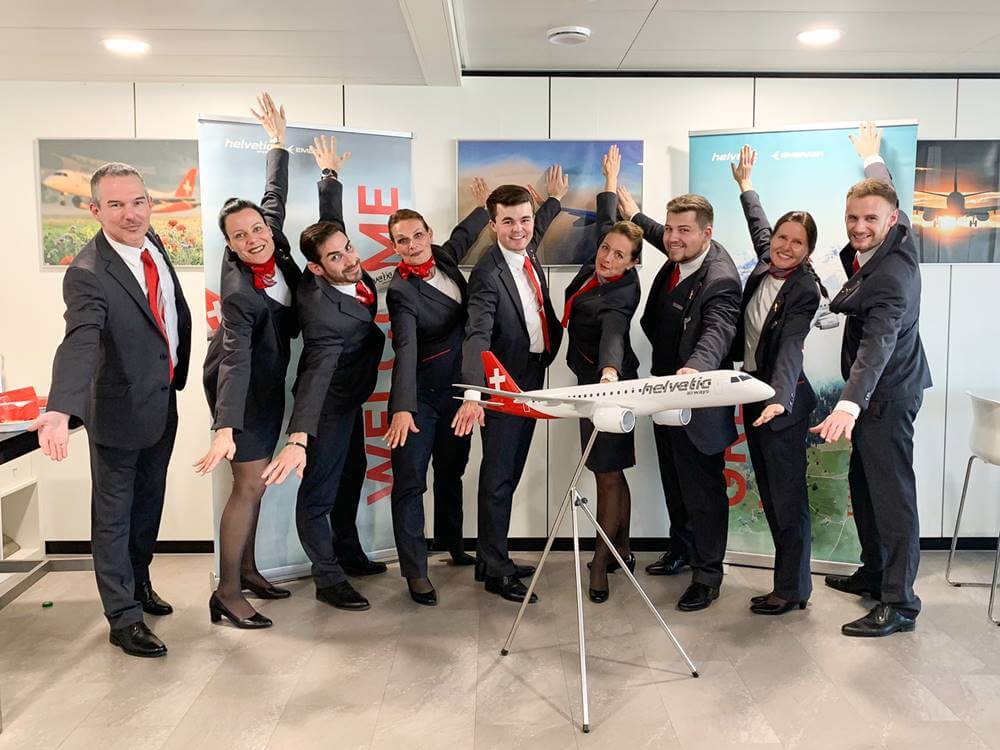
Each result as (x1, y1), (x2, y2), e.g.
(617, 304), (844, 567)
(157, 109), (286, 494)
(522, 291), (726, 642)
(3, 74), (998, 544)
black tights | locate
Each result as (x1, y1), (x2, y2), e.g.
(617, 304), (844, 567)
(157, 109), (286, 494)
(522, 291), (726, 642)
(589, 470), (632, 590)
(215, 458), (269, 618)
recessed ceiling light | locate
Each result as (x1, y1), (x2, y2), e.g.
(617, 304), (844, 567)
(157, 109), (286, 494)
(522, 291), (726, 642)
(102, 38), (150, 55)
(546, 26), (591, 46)
(796, 28), (842, 46)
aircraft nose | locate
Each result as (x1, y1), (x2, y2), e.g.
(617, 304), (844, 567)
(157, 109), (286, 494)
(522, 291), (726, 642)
(746, 376), (775, 403)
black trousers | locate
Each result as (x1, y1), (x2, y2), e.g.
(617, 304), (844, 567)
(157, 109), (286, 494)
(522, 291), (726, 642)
(89, 390), (177, 629)
(297, 407), (363, 588)
(328, 410), (366, 561)
(850, 394), (923, 617)
(390, 391), (471, 578)
(652, 423), (728, 587)
(477, 363), (544, 579)
(743, 402), (813, 601)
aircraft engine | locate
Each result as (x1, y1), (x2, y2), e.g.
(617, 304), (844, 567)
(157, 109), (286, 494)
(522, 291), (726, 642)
(72, 196), (85, 208)
(592, 406), (636, 434)
(652, 408), (692, 427)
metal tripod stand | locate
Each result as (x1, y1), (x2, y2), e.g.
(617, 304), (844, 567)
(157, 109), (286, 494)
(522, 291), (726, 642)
(500, 429), (699, 733)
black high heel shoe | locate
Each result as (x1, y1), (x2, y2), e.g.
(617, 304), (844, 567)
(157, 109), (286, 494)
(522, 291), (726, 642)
(209, 593), (273, 629)
(407, 579), (438, 607)
(241, 576), (291, 600)
(749, 595), (808, 616)
(587, 551), (636, 575)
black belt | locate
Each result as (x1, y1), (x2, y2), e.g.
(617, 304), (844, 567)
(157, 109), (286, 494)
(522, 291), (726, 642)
(527, 352), (546, 363)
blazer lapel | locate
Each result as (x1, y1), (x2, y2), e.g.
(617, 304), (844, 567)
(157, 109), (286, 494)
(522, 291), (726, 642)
(492, 247), (528, 332)
(417, 277), (460, 309)
(97, 233), (160, 330)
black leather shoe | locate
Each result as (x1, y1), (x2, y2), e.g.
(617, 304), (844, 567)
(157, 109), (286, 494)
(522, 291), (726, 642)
(677, 582), (720, 612)
(241, 576), (291, 599)
(316, 581), (371, 611)
(750, 592), (774, 605)
(209, 593), (273, 629)
(109, 621), (167, 658)
(646, 551), (689, 576)
(135, 581), (173, 616)
(340, 556), (388, 577)
(588, 587), (609, 604)
(824, 573), (881, 599)
(842, 603), (916, 637)
(588, 552), (637, 575)
(749, 596), (808, 616)
(449, 550), (476, 566)
(475, 560), (534, 582)
(407, 580), (438, 607)
(485, 575), (538, 603)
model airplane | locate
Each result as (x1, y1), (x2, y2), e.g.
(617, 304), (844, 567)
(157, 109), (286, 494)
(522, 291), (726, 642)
(457, 352), (775, 433)
(43, 167), (200, 213)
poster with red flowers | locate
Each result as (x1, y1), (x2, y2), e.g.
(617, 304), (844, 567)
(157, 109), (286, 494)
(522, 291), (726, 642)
(37, 138), (202, 267)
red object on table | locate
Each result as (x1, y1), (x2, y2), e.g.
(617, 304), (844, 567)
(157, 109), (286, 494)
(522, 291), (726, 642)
(0, 387), (42, 422)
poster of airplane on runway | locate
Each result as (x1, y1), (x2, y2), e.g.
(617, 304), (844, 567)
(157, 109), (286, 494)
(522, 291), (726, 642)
(913, 140), (1000, 263)
(37, 138), (202, 267)
(456, 139), (643, 267)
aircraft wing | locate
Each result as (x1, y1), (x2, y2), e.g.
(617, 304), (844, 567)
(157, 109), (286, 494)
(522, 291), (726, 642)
(455, 384), (595, 408)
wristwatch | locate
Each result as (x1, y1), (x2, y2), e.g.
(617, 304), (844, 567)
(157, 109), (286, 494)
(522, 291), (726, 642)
(321, 168), (338, 180)
(268, 135), (281, 145)
(600, 371), (619, 383)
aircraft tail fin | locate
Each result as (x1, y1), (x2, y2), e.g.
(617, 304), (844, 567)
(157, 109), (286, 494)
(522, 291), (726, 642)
(481, 352), (522, 395)
(174, 168), (198, 198)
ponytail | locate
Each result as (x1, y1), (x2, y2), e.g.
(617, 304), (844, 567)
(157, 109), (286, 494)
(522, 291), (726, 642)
(805, 259), (829, 300)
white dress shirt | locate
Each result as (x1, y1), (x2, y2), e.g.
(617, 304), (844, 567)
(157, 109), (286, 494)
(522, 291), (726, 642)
(104, 232), (179, 367)
(743, 274), (785, 372)
(499, 245), (545, 354)
(263, 265), (292, 307)
(677, 242), (711, 283)
(330, 281), (358, 298)
(426, 266), (462, 304)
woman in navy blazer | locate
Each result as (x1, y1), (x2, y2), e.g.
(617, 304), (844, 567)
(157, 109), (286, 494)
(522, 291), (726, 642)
(563, 146), (643, 603)
(729, 145), (826, 615)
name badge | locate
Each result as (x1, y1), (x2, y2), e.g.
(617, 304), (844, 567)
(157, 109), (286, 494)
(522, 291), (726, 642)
(672, 302), (684, 310)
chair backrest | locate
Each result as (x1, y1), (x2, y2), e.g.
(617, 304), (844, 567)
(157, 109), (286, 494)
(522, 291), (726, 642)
(969, 392), (1000, 466)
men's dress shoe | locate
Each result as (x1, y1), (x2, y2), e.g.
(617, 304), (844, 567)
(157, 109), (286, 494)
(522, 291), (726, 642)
(448, 550), (476, 566)
(135, 581), (173, 616)
(485, 575), (538, 604)
(645, 551), (689, 577)
(241, 576), (291, 599)
(475, 560), (535, 582)
(749, 596), (807, 616)
(109, 621), (167, 658)
(209, 593), (273, 629)
(588, 587), (609, 604)
(588, 552), (637, 575)
(316, 581), (371, 611)
(407, 582), (438, 607)
(842, 603), (916, 638)
(677, 582), (720, 612)
(824, 573), (882, 599)
(750, 592), (774, 605)
(340, 556), (388, 577)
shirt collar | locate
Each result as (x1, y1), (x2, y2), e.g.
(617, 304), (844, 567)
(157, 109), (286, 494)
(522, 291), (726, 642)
(329, 280), (357, 296)
(104, 230), (154, 258)
(678, 242), (711, 277)
(499, 243), (527, 270)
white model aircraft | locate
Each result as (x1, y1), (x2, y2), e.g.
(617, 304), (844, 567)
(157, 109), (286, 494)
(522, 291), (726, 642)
(458, 352), (775, 433)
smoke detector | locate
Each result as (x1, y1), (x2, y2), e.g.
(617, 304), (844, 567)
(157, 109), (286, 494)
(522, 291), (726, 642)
(546, 26), (592, 46)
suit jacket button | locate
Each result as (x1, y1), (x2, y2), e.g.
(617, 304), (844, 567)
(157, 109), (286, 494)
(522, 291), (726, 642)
(160, 354), (167, 360)
(161, 386), (168, 392)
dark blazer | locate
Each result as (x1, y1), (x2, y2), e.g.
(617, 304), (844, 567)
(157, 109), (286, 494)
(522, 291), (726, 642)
(461, 197), (564, 387)
(730, 190), (820, 431)
(830, 162), (932, 408)
(48, 229), (193, 449)
(386, 207), (488, 414)
(565, 191), (640, 383)
(203, 148), (303, 432)
(634, 213), (742, 455)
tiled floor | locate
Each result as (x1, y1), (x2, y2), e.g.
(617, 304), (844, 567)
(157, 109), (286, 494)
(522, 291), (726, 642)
(0, 550), (998, 749)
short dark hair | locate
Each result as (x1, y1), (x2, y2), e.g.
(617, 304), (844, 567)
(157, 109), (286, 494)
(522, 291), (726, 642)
(604, 220), (644, 261)
(90, 162), (145, 203)
(217, 197), (265, 240)
(486, 184), (533, 220)
(846, 178), (899, 208)
(773, 211), (818, 253)
(666, 194), (714, 230)
(299, 221), (346, 264)
(387, 208), (430, 242)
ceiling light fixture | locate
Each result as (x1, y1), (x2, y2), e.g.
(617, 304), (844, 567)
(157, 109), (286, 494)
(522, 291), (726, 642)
(796, 28), (842, 46)
(102, 37), (150, 55)
(546, 26), (591, 46)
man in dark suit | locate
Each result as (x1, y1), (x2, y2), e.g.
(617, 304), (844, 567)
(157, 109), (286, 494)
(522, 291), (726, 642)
(32, 162), (192, 657)
(618, 189), (742, 611)
(382, 177), (491, 605)
(813, 122), (932, 637)
(453, 173), (566, 603)
(262, 213), (384, 612)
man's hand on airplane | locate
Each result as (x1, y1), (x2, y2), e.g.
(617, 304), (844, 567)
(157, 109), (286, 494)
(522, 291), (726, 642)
(616, 185), (640, 220)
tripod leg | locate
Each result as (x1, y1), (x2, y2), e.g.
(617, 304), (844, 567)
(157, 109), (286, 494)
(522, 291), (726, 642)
(571, 498), (591, 733)
(578, 500), (699, 678)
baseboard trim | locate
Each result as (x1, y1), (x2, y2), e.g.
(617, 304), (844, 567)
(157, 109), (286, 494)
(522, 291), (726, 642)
(46, 540), (214, 555)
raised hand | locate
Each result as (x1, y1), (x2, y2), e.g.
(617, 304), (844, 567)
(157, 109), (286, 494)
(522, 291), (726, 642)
(194, 428), (236, 474)
(525, 184), (544, 208)
(602, 145), (621, 192)
(470, 176), (490, 208)
(28, 410), (70, 462)
(250, 92), (286, 144)
(545, 164), (569, 201)
(311, 134), (351, 174)
(849, 120), (882, 161)
(730, 144), (756, 192)
(616, 185), (640, 220)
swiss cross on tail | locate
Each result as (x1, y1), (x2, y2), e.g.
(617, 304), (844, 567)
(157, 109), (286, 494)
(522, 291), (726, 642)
(175, 168), (198, 198)
(482, 351), (521, 394)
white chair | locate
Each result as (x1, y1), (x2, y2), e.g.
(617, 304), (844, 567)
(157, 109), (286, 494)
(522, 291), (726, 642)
(945, 392), (1000, 625)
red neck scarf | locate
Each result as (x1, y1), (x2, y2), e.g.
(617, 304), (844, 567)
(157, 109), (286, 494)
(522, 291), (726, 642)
(561, 272), (623, 328)
(767, 262), (800, 280)
(398, 256), (436, 280)
(248, 254), (277, 289)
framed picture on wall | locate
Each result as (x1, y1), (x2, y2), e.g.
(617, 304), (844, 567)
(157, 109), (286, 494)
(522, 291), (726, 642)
(456, 139), (644, 267)
(36, 138), (202, 268)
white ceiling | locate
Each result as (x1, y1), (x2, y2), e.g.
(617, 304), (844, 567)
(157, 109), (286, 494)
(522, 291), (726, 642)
(0, 0), (998, 84)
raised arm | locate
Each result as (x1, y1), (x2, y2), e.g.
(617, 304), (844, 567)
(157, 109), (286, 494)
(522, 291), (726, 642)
(616, 185), (665, 255)
(851, 120), (910, 230)
(251, 92), (289, 231)
(595, 145), (620, 238)
(312, 134), (351, 231)
(438, 176), (490, 266)
(531, 164), (567, 245)
(731, 145), (773, 259)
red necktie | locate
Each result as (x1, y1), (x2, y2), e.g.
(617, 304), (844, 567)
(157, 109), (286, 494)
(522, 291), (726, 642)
(522, 256), (550, 353)
(397, 256), (435, 280)
(851, 254), (860, 275)
(355, 280), (375, 306)
(248, 254), (277, 289)
(561, 274), (600, 328)
(666, 264), (681, 293)
(140, 249), (173, 382)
